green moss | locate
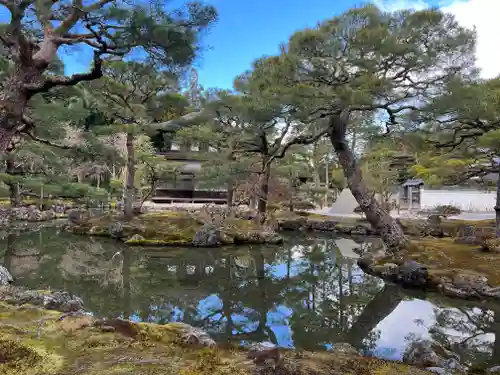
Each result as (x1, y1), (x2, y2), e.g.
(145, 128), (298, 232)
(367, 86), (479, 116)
(380, 238), (500, 287)
(125, 239), (191, 246)
(67, 211), (282, 247)
(0, 293), (439, 375)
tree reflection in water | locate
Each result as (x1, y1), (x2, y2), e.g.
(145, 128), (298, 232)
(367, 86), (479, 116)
(2, 228), (500, 368)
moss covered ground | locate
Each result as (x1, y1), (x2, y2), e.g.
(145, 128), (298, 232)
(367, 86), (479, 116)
(393, 237), (500, 287)
(0, 299), (438, 375)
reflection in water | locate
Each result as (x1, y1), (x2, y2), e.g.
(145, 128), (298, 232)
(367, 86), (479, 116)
(2, 229), (500, 368)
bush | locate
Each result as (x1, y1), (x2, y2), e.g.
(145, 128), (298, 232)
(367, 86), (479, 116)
(434, 205), (461, 216)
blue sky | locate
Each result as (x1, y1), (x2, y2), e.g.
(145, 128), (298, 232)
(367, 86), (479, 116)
(195, 0), (364, 89)
(1, 0), (466, 91)
(188, 0), (443, 89)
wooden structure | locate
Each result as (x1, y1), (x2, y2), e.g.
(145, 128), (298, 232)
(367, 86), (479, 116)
(152, 151), (227, 204)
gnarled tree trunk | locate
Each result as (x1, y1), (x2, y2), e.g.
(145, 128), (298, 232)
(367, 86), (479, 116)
(257, 162), (271, 215)
(328, 115), (408, 252)
(226, 150), (236, 206)
(0, 71), (33, 153)
(5, 156), (21, 207)
(123, 132), (135, 219)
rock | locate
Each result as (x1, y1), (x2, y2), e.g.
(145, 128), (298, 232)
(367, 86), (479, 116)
(488, 366), (500, 373)
(331, 342), (358, 356)
(0, 266), (13, 285)
(279, 217), (307, 231)
(127, 234), (145, 242)
(248, 341), (277, 352)
(26, 206), (43, 222)
(172, 322), (216, 348)
(0, 286), (84, 313)
(42, 209), (55, 221)
(67, 209), (83, 224)
(350, 226), (368, 236)
(397, 260), (428, 287)
(247, 341), (280, 365)
(219, 231), (235, 245)
(43, 291), (84, 312)
(109, 221), (124, 239)
(192, 223), (221, 247)
(483, 238), (500, 252)
(424, 215), (444, 237)
(307, 220), (337, 231)
(357, 254), (375, 270)
(51, 200), (66, 214)
(261, 232), (284, 245)
(334, 224), (355, 234)
(452, 272), (488, 289)
(10, 206), (50, 222)
(372, 263), (399, 278)
(403, 340), (465, 373)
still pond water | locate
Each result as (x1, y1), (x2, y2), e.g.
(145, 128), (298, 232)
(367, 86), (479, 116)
(1, 227), (499, 367)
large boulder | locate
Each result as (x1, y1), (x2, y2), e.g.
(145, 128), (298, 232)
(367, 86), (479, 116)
(67, 208), (90, 225)
(109, 221), (124, 239)
(397, 260), (429, 287)
(278, 216), (307, 231)
(360, 258), (429, 288)
(192, 223), (221, 247)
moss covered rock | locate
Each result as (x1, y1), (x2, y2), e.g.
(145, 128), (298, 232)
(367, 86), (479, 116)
(0, 286), (443, 375)
(360, 238), (500, 301)
(63, 211), (283, 247)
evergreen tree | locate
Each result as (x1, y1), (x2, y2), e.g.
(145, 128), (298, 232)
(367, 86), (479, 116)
(0, 0), (217, 153)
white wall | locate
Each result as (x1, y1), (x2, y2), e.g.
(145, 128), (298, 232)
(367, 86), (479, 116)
(420, 189), (496, 212)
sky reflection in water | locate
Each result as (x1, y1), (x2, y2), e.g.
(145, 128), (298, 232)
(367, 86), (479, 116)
(0, 228), (498, 367)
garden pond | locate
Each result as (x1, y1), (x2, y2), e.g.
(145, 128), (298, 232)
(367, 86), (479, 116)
(1, 226), (500, 369)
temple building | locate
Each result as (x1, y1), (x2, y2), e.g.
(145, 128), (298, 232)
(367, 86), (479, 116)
(152, 147), (227, 205)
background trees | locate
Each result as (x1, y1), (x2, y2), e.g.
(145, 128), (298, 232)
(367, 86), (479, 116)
(2, 1), (499, 247)
(237, 5), (476, 250)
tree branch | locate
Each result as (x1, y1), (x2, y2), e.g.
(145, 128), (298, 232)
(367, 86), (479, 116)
(54, 0), (84, 34)
(267, 128), (328, 167)
(24, 50), (103, 97)
(23, 131), (74, 150)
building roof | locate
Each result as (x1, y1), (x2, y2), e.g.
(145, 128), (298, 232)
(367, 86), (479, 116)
(402, 179), (425, 187)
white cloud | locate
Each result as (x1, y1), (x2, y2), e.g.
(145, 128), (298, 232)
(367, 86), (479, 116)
(373, 0), (500, 79)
